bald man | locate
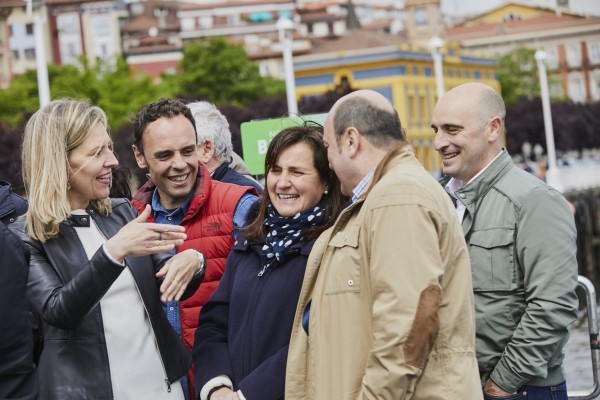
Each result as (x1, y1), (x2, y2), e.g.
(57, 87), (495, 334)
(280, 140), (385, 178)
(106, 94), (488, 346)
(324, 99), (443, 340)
(285, 90), (482, 399)
(432, 83), (578, 399)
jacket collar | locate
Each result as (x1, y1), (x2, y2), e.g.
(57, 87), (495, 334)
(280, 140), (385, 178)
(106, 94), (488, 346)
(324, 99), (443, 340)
(211, 161), (231, 182)
(132, 162), (212, 221)
(362, 141), (411, 200)
(331, 142), (411, 232)
(438, 150), (512, 237)
(451, 150), (512, 207)
(65, 204), (97, 227)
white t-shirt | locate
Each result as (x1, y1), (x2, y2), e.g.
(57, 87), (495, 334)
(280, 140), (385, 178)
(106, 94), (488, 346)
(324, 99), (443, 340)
(71, 210), (184, 400)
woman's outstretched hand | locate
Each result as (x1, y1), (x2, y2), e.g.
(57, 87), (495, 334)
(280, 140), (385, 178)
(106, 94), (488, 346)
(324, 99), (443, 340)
(105, 205), (187, 263)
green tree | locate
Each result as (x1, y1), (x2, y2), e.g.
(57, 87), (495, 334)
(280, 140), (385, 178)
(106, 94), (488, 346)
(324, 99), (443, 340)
(50, 59), (102, 102)
(0, 56), (170, 130)
(0, 69), (42, 126)
(0, 59), (101, 127)
(496, 47), (562, 106)
(97, 57), (171, 129)
(169, 37), (285, 105)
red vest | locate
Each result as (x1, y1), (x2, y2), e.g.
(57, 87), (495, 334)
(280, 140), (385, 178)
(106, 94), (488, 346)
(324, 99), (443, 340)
(132, 164), (257, 396)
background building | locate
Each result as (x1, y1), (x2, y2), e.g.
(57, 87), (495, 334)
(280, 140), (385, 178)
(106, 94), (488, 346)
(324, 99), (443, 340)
(445, 2), (600, 101)
(293, 29), (498, 173)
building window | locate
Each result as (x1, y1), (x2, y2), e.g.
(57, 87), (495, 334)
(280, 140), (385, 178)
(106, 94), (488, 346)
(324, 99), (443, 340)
(9, 25), (13, 37)
(545, 47), (559, 69)
(568, 75), (585, 102)
(213, 15), (227, 26)
(415, 7), (428, 26)
(24, 48), (35, 60)
(413, 66), (418, 75)
(590, 74), (600, 101)
(12, 49), (19, 60)
(474, 71), (481, 79)
(181, 18), (195, 31)
(549, 81), (563, 99)
(588, 42), (600, 64)
(200, 16), (212, 29)
(408, 94), (416, 123)
(419, 95), (426, 126)
(130, 3), (144, 16)
(566, 45), (581, 68)
(26, 23), (34, 35)
(502, 12), (521, 21)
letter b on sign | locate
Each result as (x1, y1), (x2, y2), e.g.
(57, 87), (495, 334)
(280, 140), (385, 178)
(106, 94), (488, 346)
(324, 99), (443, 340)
(258, 140), (268, 155)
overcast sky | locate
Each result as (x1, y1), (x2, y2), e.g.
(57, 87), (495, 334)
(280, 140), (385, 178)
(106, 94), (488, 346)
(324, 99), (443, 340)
(440, 0), (600, 17)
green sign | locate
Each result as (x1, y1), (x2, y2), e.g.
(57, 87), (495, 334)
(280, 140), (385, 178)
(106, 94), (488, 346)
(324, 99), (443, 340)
(240, 113), (327, 175)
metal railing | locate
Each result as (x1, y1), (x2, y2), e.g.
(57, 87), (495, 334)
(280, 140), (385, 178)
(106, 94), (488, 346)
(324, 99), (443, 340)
(569, 275), (600, 399)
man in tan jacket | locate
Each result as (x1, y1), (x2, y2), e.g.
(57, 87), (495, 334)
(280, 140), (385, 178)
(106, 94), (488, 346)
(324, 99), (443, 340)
(285, 90), (482, 399)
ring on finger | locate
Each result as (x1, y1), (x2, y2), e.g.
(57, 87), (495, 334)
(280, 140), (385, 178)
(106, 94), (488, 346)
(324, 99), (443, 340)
(159, 232), (163, 241)
(174, 278), (180, 283)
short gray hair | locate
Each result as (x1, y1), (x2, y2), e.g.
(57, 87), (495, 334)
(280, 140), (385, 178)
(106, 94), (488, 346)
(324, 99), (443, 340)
(187, 101), (233, 163)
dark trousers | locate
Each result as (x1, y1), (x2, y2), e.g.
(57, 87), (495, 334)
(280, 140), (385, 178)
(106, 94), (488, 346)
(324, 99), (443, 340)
(484, 381), (567, 400)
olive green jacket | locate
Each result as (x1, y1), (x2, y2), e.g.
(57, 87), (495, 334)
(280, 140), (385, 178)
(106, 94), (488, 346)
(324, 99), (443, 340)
(441, 150), (579, 393)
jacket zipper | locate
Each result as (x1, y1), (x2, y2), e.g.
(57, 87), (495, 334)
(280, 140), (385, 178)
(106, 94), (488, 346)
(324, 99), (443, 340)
(258, 263), (268, 276)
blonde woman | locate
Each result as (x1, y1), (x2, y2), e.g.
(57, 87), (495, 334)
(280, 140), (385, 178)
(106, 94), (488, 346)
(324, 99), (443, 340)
(11, 99), (206, 400)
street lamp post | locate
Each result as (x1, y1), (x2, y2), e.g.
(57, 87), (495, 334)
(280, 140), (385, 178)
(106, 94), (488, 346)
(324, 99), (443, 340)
(276, 16), (298, 116)
(34, 14), (50, 107)
(429, 36), (444, 100)
(27, 0), (50, 107)
(534, 49), (559, 188)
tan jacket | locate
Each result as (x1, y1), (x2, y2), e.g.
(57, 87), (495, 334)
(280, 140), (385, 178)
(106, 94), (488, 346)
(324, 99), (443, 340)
(285, 145), (482, 400)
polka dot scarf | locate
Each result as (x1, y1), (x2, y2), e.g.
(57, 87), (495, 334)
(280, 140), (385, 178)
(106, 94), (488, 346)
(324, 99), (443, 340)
(261, 204), (326, 268)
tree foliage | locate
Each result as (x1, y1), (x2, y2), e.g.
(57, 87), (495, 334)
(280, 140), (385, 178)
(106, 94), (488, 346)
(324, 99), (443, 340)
(505, 97), (600, 156)
(166, 37), (285, 105)
(497, 47), (561, 106)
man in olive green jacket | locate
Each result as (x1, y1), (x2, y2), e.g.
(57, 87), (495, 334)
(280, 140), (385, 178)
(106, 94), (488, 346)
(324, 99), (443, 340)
(285, 90), (482, 399)
(432, 82), (578, 399)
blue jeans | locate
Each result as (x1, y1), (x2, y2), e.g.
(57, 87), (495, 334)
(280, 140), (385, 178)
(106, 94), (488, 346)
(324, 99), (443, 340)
(483, 381), (567, 400)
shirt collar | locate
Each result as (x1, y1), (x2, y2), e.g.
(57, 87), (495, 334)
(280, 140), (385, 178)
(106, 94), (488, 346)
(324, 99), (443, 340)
(151, 188), (194, 219)
(444, 149), (504, 195)
(352, 168), (375, 204)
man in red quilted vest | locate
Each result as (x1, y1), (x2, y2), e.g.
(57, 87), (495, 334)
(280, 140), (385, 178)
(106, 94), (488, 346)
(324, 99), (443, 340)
(131, 98), (258, 400)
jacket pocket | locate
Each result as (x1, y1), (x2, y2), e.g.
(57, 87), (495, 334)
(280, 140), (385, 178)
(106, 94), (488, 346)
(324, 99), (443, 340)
(469, 228), (516, 291)
(324, 226), (361, 295)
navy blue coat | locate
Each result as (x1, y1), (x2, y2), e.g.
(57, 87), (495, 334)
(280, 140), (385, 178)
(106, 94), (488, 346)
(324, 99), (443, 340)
(0, 180), (28, 224)
(0, 222), (38, 400)
(193, 232), (315, 400)
(211, 162), (263, 194)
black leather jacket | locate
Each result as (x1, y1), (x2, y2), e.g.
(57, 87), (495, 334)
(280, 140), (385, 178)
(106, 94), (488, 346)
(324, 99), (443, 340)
(11, 198), (202, 400)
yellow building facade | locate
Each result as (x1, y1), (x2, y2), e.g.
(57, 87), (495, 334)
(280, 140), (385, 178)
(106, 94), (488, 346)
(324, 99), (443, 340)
(293, 43), (499, 174)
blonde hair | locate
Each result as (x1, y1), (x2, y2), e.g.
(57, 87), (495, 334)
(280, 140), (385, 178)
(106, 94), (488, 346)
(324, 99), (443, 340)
(22, 98), (112, 242)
